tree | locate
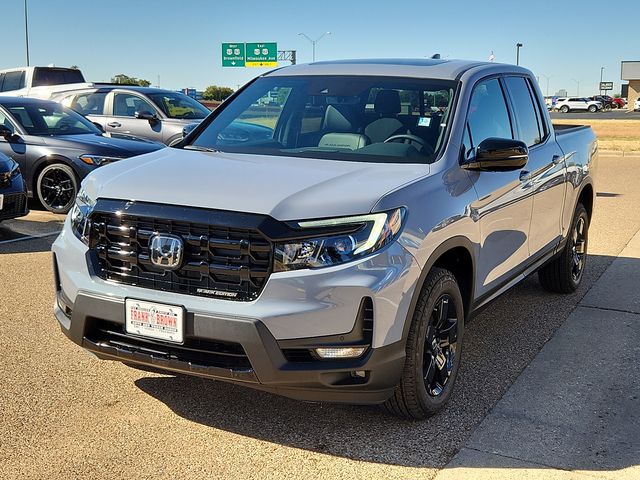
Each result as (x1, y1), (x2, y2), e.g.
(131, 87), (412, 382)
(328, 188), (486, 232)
(203, 85), (235, 101)
(111, 74), (151, 87)
(70, 65), (79, 70)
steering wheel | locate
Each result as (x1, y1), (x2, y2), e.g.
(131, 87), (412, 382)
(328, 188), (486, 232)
(384, 134), (434, 155)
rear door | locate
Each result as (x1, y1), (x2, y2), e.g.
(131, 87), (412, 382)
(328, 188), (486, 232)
(503, 76), (566, 257)
(60, 90), (109, 130)
(104, 91), (163, 142)
(463, 77), (534, 297)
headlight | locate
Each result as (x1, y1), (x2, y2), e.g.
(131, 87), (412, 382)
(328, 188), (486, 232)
(274, 208), (406, 272)
(79, 154), (123, 166)
(9, 160), (20, 178)
(69, 189), (95, 245)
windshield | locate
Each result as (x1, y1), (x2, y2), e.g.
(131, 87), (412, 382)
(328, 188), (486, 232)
(147, 92), (211, 119)
(6, 103), (100, 136)
(189, 76), (457, 163)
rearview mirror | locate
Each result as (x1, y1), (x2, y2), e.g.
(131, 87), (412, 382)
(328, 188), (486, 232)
(0, 124), (14, 141)
(461, 137), (528, 171)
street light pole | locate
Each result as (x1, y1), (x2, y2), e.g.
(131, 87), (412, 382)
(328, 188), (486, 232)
(516, 43), (523, 65)
(600, 67), (605, 95)
(298, 32), (331, 62)
(572, 78), (580, 96)
(540, 74), (551, 96)
(24, 0), (30, 66)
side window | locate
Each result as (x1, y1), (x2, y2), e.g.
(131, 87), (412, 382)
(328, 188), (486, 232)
(73, 92), (107, 115)
(113, 93), (156, 117)
(2, 71), (26, 92)
(0, 73), (4, 91)
(504, 77), (541, 147)
(466, 78), (512, 149)
(0, 110), (16, 134)
(236, 86), (291, 131)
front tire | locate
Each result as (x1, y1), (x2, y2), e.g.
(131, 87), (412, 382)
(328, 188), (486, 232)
(36, 163), (78, 214)
(383, 268), (464, 419)
(538, 203), (589, 293)
(560, 105), (570, 113)
(588, 105), (597, 113)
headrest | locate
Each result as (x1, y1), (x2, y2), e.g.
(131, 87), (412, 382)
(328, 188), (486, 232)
(322, 105), (354, 132)
(318, 133), (367, 150)
(374, 90), (401, 115)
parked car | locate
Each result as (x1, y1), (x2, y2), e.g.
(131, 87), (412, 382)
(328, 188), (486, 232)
(53, 59), (597, 419)
(590, 95), (614, 111)
(0, 66), (90, 99)
(0, 152), (28, 222)
(0, 97), (164, 213)
(556, 97), (602, 113)
(52, 87), (211, 145)
(610, 97), (626, 109)
(635, 98), (640, 111)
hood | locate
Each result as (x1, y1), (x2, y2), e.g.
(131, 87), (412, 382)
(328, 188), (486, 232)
(82, 148), (429, 220)
(42, 133), (164, 157)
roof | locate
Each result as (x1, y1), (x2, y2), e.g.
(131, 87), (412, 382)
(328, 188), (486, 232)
(264, 58), (493, 80)
(0, 96), (59, 106)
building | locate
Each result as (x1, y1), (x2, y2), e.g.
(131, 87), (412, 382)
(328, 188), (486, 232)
(555, 89), (568, 97)
(621, 61), (640, 110)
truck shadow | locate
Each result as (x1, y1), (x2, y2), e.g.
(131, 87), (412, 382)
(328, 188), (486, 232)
(135, 252), (639, 472)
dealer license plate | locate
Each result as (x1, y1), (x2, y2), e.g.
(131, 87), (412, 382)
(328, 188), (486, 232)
(125, 299), (184, 343)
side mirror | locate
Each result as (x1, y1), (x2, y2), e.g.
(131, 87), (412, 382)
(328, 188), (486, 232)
(461, 137), (528, 171)
(0, 124), (14, 141)
(92, 122), (105, 133)
(135, 110), (158, 123)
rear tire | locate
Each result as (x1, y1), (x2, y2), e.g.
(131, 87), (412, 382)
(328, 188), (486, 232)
(538, 203), (589, 293)
(382, 268), (464, 419)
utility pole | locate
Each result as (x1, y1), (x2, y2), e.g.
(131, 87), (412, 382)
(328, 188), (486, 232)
(516, 43), (523, 65)
(298, 32), (331, 62)
(600, 67), (605, 95)
(24, 0), (30, 66)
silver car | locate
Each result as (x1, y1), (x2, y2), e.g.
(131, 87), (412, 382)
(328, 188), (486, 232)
(53, 86), (210, 145)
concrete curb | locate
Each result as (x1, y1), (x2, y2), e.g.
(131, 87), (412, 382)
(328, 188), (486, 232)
(600, 149), (640, 158)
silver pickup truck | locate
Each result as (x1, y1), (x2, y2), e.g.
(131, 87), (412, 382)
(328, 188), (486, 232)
(52, 59), (597, 419)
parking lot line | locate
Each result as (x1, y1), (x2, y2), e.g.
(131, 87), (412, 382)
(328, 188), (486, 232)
(0, 231), (60, 245)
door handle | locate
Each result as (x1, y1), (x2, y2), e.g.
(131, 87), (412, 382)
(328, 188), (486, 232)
(519, 170), (531, 182)
(107, 122), (121, 128)
(552, 155), (563, 165)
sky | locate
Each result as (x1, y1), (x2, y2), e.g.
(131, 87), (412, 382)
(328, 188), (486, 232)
(2, 0), (638, 96)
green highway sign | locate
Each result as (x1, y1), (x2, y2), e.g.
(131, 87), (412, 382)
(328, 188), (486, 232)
(245, 42), (278, 67)
(222, 43), (245, 67)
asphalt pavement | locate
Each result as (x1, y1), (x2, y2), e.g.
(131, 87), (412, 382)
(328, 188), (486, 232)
(1, 154), (639, 479)
(549, 110), (640, 120)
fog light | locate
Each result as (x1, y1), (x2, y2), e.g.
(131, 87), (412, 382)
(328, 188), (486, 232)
(314, 346), (367, 359)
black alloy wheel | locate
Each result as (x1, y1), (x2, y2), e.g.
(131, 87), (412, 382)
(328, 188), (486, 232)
(423, 294), (459, 397)
(37, 163), (78, 214)
(571, 215), (587, 283)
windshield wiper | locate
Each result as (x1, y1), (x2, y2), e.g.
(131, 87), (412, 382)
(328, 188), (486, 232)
(182, 145), (219, 153)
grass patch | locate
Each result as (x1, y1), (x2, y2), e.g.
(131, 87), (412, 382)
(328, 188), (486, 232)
(553, 119), (640, 151)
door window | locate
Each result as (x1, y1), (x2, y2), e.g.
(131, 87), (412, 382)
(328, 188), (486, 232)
(504, 77), (541, 147)
(72, 92), (107, 116)
(0, 110), (16, 134)
(465, 78), (513, 152)
(113, 93), (156, 117)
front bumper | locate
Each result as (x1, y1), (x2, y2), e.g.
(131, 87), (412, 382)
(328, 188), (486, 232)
(0, 175), (28, 221)
(55, 289), (406, 404)
(52, 215), (422, 404)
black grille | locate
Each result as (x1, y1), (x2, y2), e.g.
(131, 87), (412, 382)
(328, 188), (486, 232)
(0, 192), (27, 220)
(86, 320), (252, 370)
(89, 202), (273, 301)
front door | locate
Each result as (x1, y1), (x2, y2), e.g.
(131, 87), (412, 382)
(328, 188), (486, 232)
(105, 92), (164, 142)
(463, 77), (534, 297)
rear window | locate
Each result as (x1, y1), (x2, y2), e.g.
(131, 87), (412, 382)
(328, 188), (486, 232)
(0, 71), (26, 92)
(32, 68), (85, 87)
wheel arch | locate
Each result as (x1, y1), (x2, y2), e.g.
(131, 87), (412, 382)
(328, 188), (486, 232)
(401, 236), (476, 342)
(31, 154), (78, 194)
(577, 182), (594, 221)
